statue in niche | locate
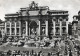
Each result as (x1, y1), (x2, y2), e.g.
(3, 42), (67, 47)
(31, 28), (36, 34)
(23, 29), (26, 34)
(42, 28), (45, 34)
(22, 28), (26, 39)
(31, 28), (36, 39)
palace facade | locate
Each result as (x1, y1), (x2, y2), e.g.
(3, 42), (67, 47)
(72, 11), (80, 39)
(5, 1), (69, 40)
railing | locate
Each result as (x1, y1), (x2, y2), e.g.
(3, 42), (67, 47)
(11, 33), (15, 35)
(41, 23), (45, 26)
(55, 32), (60, 35)
(62, 33), (67, 36)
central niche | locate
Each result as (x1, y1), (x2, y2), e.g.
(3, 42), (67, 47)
(30, 21), (38, 37)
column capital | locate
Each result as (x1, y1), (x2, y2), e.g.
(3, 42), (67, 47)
(59, 17), (62, 21)
(52, 17), (56, 21)
(66, 17), (68, 21)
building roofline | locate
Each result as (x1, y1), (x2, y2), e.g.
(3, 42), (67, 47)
(5, 13), (19, 16)
(48, 10), (68, 12)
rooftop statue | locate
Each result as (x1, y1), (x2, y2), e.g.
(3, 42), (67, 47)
(29, 1), (38, 10)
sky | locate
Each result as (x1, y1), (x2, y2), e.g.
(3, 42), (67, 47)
(0, 0), (80, 22)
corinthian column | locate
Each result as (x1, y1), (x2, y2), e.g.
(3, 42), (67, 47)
(26, 21), (28, 36)
(19, 21), (21, 36)
(15, 22), (16, 36)
(10, 21), (11, 36)
(5, 22), (6, 33)
(52, 19), (56, 36)
(60, 21), (62, 36)
(46, 19), (48, 36)
(60, 17), (62, 36)
(53, 17), (56, 36)
(66, 21), (68, 34)
(38, 20), (41, 36)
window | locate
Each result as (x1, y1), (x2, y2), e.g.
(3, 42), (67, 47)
(49, 28), (53, 34)
(12, 28), (15, 34)
(17, 28), (19, 33)
(7, 28), (10, 33)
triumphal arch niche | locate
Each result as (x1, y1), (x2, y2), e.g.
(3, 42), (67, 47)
(20, 1), (49, 41)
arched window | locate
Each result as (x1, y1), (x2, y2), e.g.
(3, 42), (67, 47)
(12, 28), (15, 35)
(7, 28), (10, 35)
(17, 28), (19, 33)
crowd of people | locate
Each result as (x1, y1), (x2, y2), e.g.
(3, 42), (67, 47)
(0, 35), (80, 56)
(0, 50), (61, 56)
